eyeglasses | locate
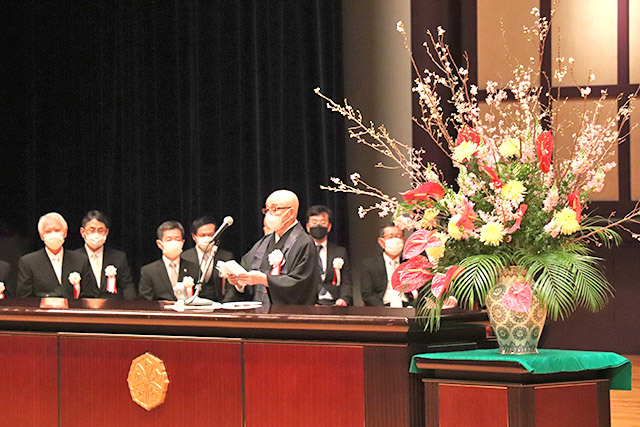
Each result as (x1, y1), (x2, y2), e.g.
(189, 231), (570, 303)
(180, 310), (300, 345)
(262, 206), (292, 215)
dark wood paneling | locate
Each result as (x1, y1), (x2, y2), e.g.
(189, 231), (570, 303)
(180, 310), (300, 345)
(534, 383), (599, 427)
(244, 342), (365, 427)
(0, 333), (58, 427)
(363, 344), (411, 427)
(59, 335), (242, 427)
(439, 384), (509, 427)
(423, 381), (439, 427)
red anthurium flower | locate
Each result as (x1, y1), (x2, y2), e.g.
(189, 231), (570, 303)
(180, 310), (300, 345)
(402, 182), (445, 203)
(456, 200), (476, 230)
(391, 255), (434, 293)
(456, 124), (481, 146)
(431, 265), (464, 299)
(403, 229), (442, 259)
(568, 191), (582, 221)
(501, 281), (533, 312)
(536, 131), (553, 173)
(480, 165), (504, 189)
(506, 204), (528, 234)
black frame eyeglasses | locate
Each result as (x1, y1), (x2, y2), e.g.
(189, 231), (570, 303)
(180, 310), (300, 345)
(262, 206), (292, 215)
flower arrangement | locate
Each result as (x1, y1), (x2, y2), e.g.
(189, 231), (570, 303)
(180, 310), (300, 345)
(315, 8), (640, 330)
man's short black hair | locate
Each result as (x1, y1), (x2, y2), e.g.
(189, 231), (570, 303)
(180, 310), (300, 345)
(156, 221), (185, 240)
(191, 215), (217, 235)
(306, 205), (333, 223)
(379, 224), (399, 238)
(81, 210), (111, 229)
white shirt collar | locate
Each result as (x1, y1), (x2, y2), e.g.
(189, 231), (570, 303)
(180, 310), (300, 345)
(162, 255), (179, 269)
(45, 246), (64, 261)
(85, 244), (104, 259)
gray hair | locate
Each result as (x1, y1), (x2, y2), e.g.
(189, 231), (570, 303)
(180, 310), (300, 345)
(37, 212), (68, 235)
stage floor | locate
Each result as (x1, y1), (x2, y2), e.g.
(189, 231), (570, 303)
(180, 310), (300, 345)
(611, 355), (640, 426)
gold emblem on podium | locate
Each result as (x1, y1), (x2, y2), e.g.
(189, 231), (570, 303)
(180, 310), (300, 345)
(127, 352), (170, 411)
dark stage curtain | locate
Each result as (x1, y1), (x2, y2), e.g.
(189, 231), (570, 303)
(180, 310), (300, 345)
(0, 0), (345, 278)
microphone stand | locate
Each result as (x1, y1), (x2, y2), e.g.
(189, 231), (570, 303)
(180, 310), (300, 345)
(184, 239), (219, 305)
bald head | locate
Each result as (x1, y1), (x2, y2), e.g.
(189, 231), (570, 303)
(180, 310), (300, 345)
(266, 190), (299, 215)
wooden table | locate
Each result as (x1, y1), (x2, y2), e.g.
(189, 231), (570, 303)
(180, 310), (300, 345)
(0, 299), (490, 427)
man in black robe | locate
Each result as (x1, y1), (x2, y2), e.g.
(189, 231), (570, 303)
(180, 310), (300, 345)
(227, 190), (318, 306)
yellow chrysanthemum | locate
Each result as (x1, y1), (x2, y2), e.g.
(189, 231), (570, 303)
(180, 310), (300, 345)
(479, 221), (505, 246)
(420, 208), (440, 228)
(448, 214), (463, 240)
(554, 208), (580, 235)
(500, 180), (526, 203)
(499, 137), (521, 158)
(452, 141), (477, 163)
(426, 232), (449, 262)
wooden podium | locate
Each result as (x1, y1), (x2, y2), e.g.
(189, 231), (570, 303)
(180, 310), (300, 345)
(0, 299), (490, 427)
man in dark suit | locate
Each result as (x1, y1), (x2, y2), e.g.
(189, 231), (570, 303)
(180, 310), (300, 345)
(16, 212), (99, 298)
(138, 220), (199, 301)
(72, 210), (137, 300)
(305, 205), (353, 306)
(360, 225), (413, 307)
(227, 189), (319, 306)
(181, 215), (235, 302)
(0, 260), (12, 298)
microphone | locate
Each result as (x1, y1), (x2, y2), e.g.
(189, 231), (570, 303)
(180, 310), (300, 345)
(212, 216), (234, 243)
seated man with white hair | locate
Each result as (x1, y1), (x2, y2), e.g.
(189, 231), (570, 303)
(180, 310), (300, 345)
(16, 212), (99, 298)
(227, 189), (319, 306)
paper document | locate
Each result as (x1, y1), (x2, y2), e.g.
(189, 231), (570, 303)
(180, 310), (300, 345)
(216, 260), (249, 285)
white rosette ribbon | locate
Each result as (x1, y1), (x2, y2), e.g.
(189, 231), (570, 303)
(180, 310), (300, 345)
(268, 249), (284, 275)
(0, 281), (5, 299)
(68, 272), (82, 299)
(104, 265), (118, 294)
(183, 276), (195, 298)
(332, 257), (344, 286)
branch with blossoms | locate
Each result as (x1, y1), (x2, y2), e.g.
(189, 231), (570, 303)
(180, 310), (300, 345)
(321, 173), (399, 218)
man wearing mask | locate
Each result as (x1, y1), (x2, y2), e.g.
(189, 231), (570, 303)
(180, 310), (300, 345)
(227, 189), (318, 306)
(306, 205), (353, 306)
(360, 225), (413, 307)
(16, 212), (99, 298)
(181, 216), (235, 302)
(72, 210), (137, 299)
(138, 221), (199, 301)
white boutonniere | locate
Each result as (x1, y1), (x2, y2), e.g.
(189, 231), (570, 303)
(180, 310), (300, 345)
(332, 257), (344, 286)
(268, 249), (284, 275)
(104, 265), (118, 294)
(68, 272), (81, 299)
(182, 276), (195, 298)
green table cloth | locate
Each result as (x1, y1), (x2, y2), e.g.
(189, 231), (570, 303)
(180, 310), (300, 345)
(410, 349), (632, 390)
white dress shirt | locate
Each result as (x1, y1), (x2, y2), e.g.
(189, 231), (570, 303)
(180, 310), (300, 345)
(85, 245), (104, 288)
(163, 255), (179, 286)
(45, 247), (64, 284)
(195, 246), (215, 283)
(382, 252), (406, 307)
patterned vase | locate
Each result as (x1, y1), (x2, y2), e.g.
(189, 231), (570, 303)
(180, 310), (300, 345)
(485, 267), (547, 354)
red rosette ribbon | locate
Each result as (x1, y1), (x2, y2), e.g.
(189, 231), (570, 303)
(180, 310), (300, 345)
(402, 182), (445, 204)
(536, 131), (553, 173)
(501, 281), (533, 312)
(73, 284), (80, 299)
(403, 229), (442, 260)
(506, 204), (528, 234)
(391, 255), (434, 293)
(568, 191), (582, 221)
(106, 277), (117, 294)
(431, 265), (464, 299)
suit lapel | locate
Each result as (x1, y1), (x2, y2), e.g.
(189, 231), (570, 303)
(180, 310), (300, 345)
(60, 251), (74, 299)
(37, 249), (61, 286)
(155, 260), (174, 298)
(325, 243), (334, 283)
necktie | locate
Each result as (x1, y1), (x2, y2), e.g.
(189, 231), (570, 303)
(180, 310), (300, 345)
(317, 245), (324, 275)
(169, 261), (178, 286)
(90, 253), (101, 288)
(202, 252), (213, 282)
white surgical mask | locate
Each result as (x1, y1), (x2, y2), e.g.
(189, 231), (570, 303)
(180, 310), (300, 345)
(85, 232), (107, 250)
(384, 237), (404, 257)
(162, 240), (184, 259)
(265, 211), (287, 233)
(196, 236), (214, 253)
(44, 232), (65, 251)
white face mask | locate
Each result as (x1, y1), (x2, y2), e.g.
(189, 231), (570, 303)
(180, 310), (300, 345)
(85, 232), (107, 250)
(384, 237), (404, 257)
(196, 236), (214, 252)
(265, 211), (288, 233)
(161, 240), (184, 259)
(44, 232), (65, 251)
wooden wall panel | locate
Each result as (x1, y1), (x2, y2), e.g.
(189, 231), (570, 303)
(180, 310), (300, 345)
(59, 336), (242, 427)
(438, 384), (509, 427)
(0, 333), (58, 427)
(244, 342), (365, 427)
(534, 382), (599, 427)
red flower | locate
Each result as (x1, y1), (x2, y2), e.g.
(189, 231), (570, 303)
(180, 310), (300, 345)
(480, 165), (504, 189)
(456, 201), (476, 230)
(536, 131), (553, 173)
(506, 204), (528, 234)
(402, 182), (445, 203)
(430, 265), (464, 299)
(501, 281), (532, 312)
(403, 229), (442, 259)
(456, 124), (481, 146)
(568, 191), (582, 221)
(391, 256), (434, 293)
